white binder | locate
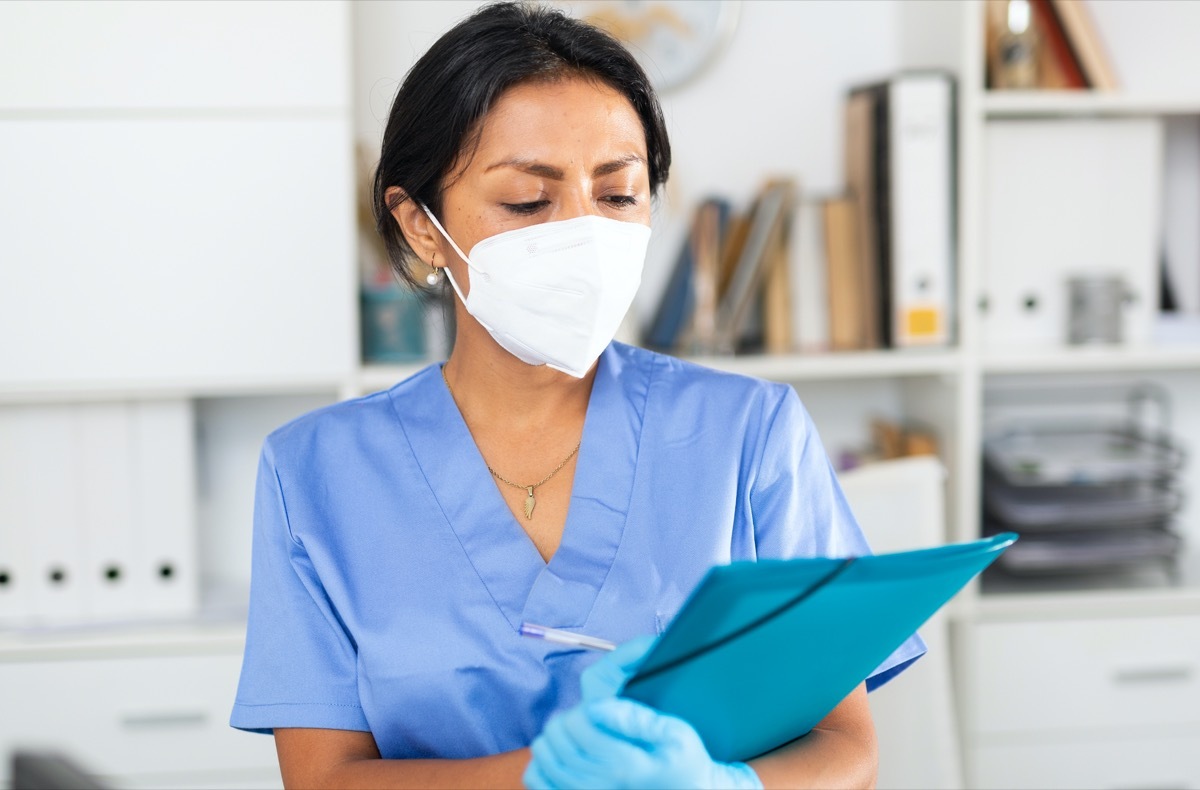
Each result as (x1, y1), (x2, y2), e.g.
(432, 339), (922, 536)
(790, 198), (830, 353)
(77, 402), (140, 620)
(15, 405), (88, 623)
(0, 408), (38, 624)
(131, 400), (198, 619)
(888, 74), (955, 348)
(982, 118), (1163, 349)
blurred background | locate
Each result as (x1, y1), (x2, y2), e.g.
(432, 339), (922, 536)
(2, 1), (1199, 788)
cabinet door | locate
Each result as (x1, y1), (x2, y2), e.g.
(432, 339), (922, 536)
(968, 731), (1200, 790)
(0, 117), (354, 387)
(0, 650), (279, 781)
(963, 616), (1200, 735)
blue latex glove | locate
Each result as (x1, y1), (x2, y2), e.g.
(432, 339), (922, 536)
(524, 697), (763, 790)
(579, 634), (657, 701)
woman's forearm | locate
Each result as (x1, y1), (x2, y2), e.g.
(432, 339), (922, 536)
(313, 748), (531, 790)
(748, 685), (878, 790)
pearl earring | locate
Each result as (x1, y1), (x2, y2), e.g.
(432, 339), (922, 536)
(425, 253), (442, 286)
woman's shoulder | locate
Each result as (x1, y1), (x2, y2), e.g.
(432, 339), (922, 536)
(612, 341), (795, 415)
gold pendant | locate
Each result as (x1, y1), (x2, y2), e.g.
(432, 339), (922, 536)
(524, 486), (536, 520)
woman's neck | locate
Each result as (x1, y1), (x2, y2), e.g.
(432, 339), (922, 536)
(441, 317), (595, 437)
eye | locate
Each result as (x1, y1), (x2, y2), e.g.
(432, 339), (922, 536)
(603, 195), (639, 208)
(502, 200), (549, 216)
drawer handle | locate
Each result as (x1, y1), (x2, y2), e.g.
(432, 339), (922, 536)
(1113, 665), (1194, 685)
(120, 711), (209, 730)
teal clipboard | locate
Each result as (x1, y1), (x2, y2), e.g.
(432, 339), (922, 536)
(619, 533), (1017, 762)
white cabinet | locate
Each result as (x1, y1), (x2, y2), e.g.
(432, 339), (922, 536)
(0, 1), (349, 111)
(964, 616), (1200, 737)
(0, 117), (355, 389)
(0, 645), (280, 789)
(960, 614), (1200, 788)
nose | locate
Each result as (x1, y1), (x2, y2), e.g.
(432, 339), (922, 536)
(554, 185), (600, 222)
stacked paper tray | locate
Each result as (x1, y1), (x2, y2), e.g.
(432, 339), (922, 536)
(982, 418), (1186, 576)
(984, 420), (1185, 487)
(983, 473), (1182, 531)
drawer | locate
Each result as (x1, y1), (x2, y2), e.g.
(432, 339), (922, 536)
(963, 615), (1200, 735)
(0, 651), (278, 779)
(968, 729), (1200, 789)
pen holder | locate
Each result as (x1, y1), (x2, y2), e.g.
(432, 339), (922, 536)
(1066, 274), (1132, 345)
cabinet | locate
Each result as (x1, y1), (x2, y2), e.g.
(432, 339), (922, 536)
(2, 2), (1199, 789)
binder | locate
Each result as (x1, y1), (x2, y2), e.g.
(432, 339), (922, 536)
(19, 405), (87, 623)
(131, 399), (199, 619)
(619, 533), (1016, 763)
(888, 73), (955, 348)
(77, 402), (140, 620)
(0, 407), (38, 624)
(789, 198), (829, 353)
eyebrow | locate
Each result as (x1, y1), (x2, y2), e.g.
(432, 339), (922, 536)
(485, 153), (645, 180)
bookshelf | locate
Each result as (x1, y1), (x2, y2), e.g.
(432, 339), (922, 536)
(951, 3), (1200, 788)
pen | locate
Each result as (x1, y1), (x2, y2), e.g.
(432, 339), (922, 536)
(519, 622), (616, 652)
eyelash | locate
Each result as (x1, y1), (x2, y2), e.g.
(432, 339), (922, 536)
(501, 195), (639, 216)
(503, 201), (549, 216)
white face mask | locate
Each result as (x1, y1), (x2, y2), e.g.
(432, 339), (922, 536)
(421, 205), (650, 378)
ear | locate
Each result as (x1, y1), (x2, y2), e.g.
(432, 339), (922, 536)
(386, 187), (440, 266)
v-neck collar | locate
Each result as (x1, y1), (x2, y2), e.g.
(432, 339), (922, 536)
(389, 343), (653, 631)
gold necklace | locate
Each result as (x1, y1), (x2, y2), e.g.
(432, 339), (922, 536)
(441, 365), (581, 520)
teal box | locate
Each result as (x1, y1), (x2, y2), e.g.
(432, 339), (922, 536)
(361, 284), (426, 363)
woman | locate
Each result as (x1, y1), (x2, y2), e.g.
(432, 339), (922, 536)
(230, 3), (924, 788)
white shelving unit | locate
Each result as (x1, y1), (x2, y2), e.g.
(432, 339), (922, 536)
(950, 4), (1200, 789)
(3, 2), (1199, 789)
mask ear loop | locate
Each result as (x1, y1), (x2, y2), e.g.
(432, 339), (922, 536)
(419, 203), (474, 306)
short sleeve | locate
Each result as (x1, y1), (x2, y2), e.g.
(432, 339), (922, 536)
(748, 386), (926, 690)
(229, 441), (370, 734)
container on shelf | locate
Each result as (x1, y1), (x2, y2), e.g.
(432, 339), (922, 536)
(360, 282), (426, 363)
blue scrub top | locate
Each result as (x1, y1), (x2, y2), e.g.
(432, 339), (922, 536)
(230, 342), (925, 758)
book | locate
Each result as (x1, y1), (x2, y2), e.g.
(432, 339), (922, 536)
(684, 198), (731, 355)
(789, 198), (830, 353)
(620, 533), (1017, 762)
(1031, 0), (1087, 89)
(822, 197), (866, 351)
(843, 89), (883, 349)
(644, 220), (696, 352)
(713, 180), (796, 355)
(1051, 0), (1117, 90)
(762, 188), (796, 355)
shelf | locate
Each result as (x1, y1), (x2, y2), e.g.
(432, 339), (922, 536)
(0, 374), (345, 404)
(682, 350), (962, 381)
(981, 91), (1200, 119)
(981, 345), (1200, 375)
(973, 554), (1200, 622)
(0, 616), (248, 661)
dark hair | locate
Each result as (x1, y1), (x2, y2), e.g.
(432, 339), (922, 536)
(372, 1), (672, 290)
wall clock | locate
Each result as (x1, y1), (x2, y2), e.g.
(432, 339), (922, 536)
(564, 1), (741, 92)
